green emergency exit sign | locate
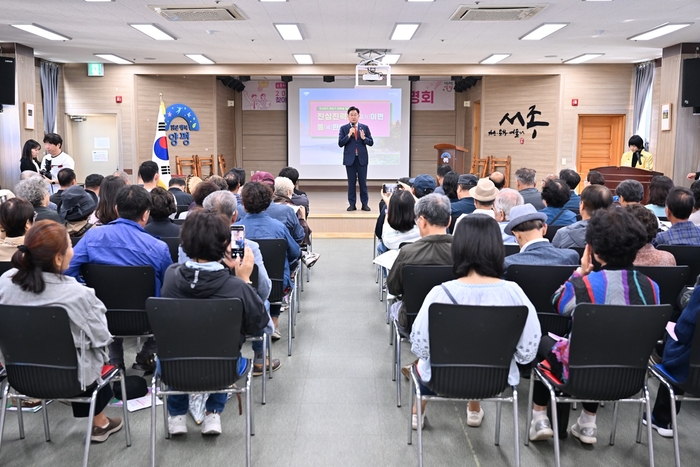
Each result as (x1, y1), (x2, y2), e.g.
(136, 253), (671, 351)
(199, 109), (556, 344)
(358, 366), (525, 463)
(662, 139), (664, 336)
(87, 63), (104, 77)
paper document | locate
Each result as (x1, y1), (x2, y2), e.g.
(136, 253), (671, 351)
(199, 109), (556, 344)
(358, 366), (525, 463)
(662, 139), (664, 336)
(666, 321), (678, 342)
(373, 249), (399, 270)
(108, 388), (163, 412)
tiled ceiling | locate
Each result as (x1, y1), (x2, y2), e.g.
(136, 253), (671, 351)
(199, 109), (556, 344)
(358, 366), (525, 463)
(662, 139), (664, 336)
(1, 0), (699, 65)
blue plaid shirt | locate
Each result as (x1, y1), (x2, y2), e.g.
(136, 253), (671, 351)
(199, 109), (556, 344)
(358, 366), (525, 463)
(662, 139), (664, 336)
(653, 221), (700, 247)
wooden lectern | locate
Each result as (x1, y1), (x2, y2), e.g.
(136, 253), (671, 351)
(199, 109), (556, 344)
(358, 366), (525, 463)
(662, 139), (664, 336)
(434, 144), (469, 174)
(592, 166), (663, 204)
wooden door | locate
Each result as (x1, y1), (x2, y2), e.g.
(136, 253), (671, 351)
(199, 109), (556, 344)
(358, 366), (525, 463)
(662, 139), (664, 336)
(576, 115), (626, 187)
(472, 101), (481, 160)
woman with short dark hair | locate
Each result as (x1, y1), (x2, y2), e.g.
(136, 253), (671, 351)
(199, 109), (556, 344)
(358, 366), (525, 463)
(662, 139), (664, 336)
(0, 221), (122, 442)
(646, 175), (674, 218)
(627, 204), (676, 266)
(0, 198), (34, 261)
(91, 175), (126, 226)
(144, 187), (180, 238)
(529, 207), (660, 445)
(380, 190), (420, 250)
(409, 215), (540, 430)
(539, 179), (577, 226)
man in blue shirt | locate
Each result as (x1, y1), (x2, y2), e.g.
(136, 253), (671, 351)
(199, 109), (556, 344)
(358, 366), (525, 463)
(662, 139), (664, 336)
(66, 185), (172, 371)
(653, 187), (700, 246)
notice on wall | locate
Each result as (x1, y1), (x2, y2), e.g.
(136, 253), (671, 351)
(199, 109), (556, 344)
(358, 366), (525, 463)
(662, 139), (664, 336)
(94, 137), (110, 149)
(92, 150), (108, 162)
(242, 80), (287, 110)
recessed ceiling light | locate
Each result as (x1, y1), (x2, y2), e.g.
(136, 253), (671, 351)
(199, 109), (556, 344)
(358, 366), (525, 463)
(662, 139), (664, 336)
(582, 0), (612, 2)
(185, 54), (215, 65)
(275, 24), (303, 41)
(627, 23), (693, 41)
(94, 54), (133, 65)
(381, 54), (401, 64)
(260, 0), (287, 2)
(391, 23), (420, 41)
(84, 0), (114, 2)
(129, 23), (176, 41)
(623, 19), (635, 23)
(10, 24), (71, 41)
(407, 0), (434, 2)
(293, 54), (313, 64)
(480, 54), (511, 64)
(520, 23), (568, 41)
(564, 53), (604, 64)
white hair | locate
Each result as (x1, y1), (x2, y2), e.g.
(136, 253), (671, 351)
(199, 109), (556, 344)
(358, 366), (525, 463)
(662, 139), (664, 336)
(274, 176), (294, 197)
(493, 188), (524, 221)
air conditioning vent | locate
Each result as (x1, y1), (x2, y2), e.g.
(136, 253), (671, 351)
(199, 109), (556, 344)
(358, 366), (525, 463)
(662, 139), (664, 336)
(450, 5), (545, 21)
(148, 4), (246, 21)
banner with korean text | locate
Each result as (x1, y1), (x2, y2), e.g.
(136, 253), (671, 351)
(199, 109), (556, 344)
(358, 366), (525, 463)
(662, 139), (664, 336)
(242, 80), (287, 110)
(411, 80), (455, 111)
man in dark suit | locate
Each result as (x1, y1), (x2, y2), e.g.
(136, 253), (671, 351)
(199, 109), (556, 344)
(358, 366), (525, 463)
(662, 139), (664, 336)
(168, 177), (193, 206)
(338, 106), (374, 211)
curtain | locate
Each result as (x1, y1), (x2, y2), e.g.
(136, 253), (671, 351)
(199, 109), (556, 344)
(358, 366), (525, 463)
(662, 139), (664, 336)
(40, 61), (59, 134)
(633, 61), (655, 145)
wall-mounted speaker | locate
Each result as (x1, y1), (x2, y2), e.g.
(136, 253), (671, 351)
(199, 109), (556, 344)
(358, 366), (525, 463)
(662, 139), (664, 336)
(681, 58), (700, 108)
(0, 57), (16, 106)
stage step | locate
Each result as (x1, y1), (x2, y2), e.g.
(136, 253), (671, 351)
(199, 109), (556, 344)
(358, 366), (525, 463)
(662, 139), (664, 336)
(308, 212), (375, 239)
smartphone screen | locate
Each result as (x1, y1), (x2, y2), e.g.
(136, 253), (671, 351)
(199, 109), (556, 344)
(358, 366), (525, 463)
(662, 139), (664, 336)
(383, 183), (398, 194)
(230, 225), (245, 258)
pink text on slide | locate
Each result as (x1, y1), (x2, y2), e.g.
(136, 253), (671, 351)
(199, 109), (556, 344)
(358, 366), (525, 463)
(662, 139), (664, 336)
(308, 100), (392, 138)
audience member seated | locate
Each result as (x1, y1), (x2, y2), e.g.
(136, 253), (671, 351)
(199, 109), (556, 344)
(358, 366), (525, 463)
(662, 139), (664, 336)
(236, 182), (301, 341)
(442, 171), (459, 202)
(224, 169), (246, 220)
(168, 177), (193, 206)
(515, 167), (545, 210)
(553, 185), (612, 248)
(539, 179), (577, 226)
(405, 174), (437, 199)
(0, 198), (34, 261)
(90, 175), (126, 226)
(206, 175), (228, 192)
(616, 179), (645, 207)
(646, 175), (674, 218)
(653, 187), (700, 246)
(161, 209), (269, 436)
(453, 178), (499, 231)
(0, 221), (123, 442)
(378, 190), (420, 252)
(648, 286), (700, 437)
(15, 176), (61, 223)
(65, 185), (172, 372)
(228, 168), (247, 201)
(493, 188), (523, 244)
(144, 187), (181, 238)
(179, 181), (220, 219)
(504, 204), (579, 270)
(251, 172), (305, 246)
(50, 168), (77, 210)
(584, 170), (605, 187)
(559, 169), (581, 214)
(112, 171), (131, 185)
(138, 161), (160, 192)
(433, 163), (452, 196)
(409, 214), (540, 429)
(689, 180), (700, 227)
(387, 194), (452, 328)
(84, 174), (103, 203)
(529, 207), (659, 445)
(489, 171), (506, 190)
(450, 174), (477, 219)
(627, 204), (676, 267)
(274, 177), (319, 267)
(279, 166), (310, 215)
(59, 185), (97, 240)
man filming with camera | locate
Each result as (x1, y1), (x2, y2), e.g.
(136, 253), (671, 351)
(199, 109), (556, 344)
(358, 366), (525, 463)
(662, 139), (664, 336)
(41, 133), (75, 193)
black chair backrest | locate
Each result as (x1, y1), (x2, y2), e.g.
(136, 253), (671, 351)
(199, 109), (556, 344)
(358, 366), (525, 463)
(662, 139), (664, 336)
(570, 247), (585, 259)
(402, 265), (457, 332)
(567, 303), (672, 400)
(161, 237), (180, 264)
(657, 245), (700, 285)
(544, 224), (564, 242)
(633, 266), (689, 308)
(173, 218), (186, 225)
(175, 205), (189, 217)
(231, 263), (259, 291)
(147, 298), (243, 392)
(251, 238), (286, 302)
(0, 262), (13, 276)
(0, 305), (82, 398)
(80, 264), (155, 336)
(504, 244), (520, 257)
(428, 303), (528, 398)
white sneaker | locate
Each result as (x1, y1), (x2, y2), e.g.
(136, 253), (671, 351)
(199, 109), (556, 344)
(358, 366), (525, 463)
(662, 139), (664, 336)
(467, 407), (485, 427)
(168, 415), (187, 435)
(411, 412), (426, 430)
(202, 412), (222, 435)
(271, 327), (282, 341)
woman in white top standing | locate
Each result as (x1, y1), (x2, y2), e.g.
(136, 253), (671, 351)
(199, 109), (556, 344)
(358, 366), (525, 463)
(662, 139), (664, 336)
(380, 189), (421, 251)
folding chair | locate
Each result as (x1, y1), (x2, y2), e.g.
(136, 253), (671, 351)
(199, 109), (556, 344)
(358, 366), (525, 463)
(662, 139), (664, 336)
(504, 244), (520, 257)
(146, 298), (252, 467)
(408, 303), (529, 467)
(633, 266), (689, 311)
(525, 303), (672, 467)
(197, 155), (215, 178)
(544, 225), (565, 243)
(160, 237), (180, 264)
(217, 154), (226, 175)
(392, 265), (457, 407)
(488, 155), (512, 188)
(657, 245), (700, 285)
(470, 155), (490, 178)
(175, 156), (198, 177)
(0, 262), (12, 276)
(0, 305), (131, 467)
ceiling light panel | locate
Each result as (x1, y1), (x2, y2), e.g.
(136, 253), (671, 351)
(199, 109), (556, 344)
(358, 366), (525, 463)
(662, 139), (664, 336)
(391, 23), (420, 40)
(10, 24), (71, 41)
(129, 23), (176, 40)
(564, 53), (604, 64)
(94, 54), (133, 64)
(520, 23), (568, 41)
(627, 23), (693, 41)
(275, 24), (303, 41)
(381, 54), (401, 64)
(185, 54), (215, 64)
(293, 54), (313, 64)
(480, 54), (511, 64)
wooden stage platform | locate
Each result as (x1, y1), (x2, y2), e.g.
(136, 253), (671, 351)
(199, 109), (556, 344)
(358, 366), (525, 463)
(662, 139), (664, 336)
(303, 187), (379, 239)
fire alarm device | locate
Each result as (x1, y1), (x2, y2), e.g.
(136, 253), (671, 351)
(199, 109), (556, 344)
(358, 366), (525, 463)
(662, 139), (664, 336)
(571, 98), (579, 106)
(116, 96), (123, 104)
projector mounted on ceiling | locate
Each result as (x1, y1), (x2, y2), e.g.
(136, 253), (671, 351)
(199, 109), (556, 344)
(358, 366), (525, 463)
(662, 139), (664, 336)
(148, 4), (246, 21)
(355, 49), (391, 88)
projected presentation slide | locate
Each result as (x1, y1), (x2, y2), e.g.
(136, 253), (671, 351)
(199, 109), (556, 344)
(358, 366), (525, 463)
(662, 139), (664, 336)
(287, 79), (411, 180)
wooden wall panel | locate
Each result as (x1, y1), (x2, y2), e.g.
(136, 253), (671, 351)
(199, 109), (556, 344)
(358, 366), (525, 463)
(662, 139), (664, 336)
(462, 80), (483, 158)
(135, 75), (215, 175)
(215, 81), (235, 173)
(15, 45), (35, 145)
(410, 111), (455, 177)
(655, 54), (681, 180)
(241, 110), (287, 175)
(649, 63), (662, 158)
(411, 111), (455, 136)
(241, 111), (286, 135)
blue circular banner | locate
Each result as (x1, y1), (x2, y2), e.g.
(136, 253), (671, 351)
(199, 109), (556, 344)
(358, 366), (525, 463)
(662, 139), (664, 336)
(164, 104), (200, 131)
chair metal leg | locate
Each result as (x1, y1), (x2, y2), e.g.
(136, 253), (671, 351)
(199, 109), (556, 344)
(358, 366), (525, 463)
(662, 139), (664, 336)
(162, 388), (170, 440)
(119, 371), (132, 447)
(610, 402), (619, 445)
(150, 376), (157, 467)
(668, 386), (681, 467)
(396, 333), (402, 408)
(547, 383), (561, 467)
(644, 386), (655, 467)
(385, 296), (390, 325)
(246, 372), (253, 467)
(261, 334), (267, 405)
(407, 373), (415, 446)
(288, 301), (293, 357)
(41, 399), (50, 442)
(524, 369), (535, 446)
(495, 399), (503, 445)
(0, 383), (9, 452)
(416, 388), (424, 467)
(267, 334), (273, 380)
(512, 387), (521, 467)
(82, 390), (99, 467)
(636, 398), (644, 443)
(16, 397), (25, 439)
